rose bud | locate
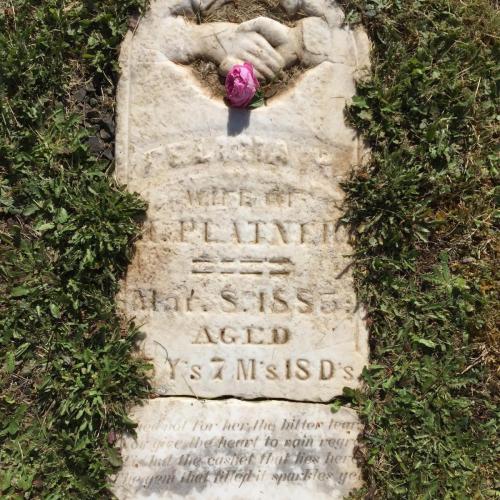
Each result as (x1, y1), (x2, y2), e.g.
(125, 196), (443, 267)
(225, 62), (260, 108)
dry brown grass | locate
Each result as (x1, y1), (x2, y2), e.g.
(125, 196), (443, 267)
(190, 59), (304, 102)
(199, 0), (301, 25)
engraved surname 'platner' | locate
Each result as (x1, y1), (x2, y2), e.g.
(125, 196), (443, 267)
(146, 220), (342, 245)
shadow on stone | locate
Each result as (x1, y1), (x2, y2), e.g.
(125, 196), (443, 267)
(227, 108), (250, 136)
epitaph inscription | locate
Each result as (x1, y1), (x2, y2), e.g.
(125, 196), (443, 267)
(112, 399), (363, 500)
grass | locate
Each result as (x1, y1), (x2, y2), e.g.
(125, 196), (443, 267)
(198, 0), (300, 24)
(338, 0), (499, 497)
(0, 0), (498, 498)
(0, 1), (150, 497)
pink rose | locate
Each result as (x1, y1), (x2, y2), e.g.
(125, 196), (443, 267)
(225, 62), (260, 108)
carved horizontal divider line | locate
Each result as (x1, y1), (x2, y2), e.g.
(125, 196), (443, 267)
(191, 256), (294, 277)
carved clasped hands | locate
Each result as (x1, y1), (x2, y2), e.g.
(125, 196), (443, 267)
(197, 17), (301, 80)
(166, 0), (341, 81)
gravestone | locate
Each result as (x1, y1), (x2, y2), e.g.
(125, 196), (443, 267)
(113, 0), (370, 497)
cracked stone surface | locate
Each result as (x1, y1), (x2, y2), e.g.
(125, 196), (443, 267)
(112, 399), (364, 500)
(114, 0), (370, 497)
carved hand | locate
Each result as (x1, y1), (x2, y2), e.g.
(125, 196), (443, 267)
(234, 17), (302, 70)
(280, 0), (344, 26)
(196, 21), (287, 80)
(169, 0), (232, 16)
(165, 1), (334, 80)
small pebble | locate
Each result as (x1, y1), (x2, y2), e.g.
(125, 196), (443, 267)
(73, 88), (87, 102)
(100, 128), (112, 140)
(87, 136), (105, 154)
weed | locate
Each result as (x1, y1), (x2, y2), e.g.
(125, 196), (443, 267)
(339, 0), (499, 497)
(0, 1), (150, 497)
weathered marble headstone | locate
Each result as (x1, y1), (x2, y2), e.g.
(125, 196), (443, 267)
(114, 0), (370, 497)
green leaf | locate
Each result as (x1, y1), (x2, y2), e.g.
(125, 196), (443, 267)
(248, 89), (265, 109)
(7, 420), (19, 436)
(17, 472), (34, 491)
(330, 400), (342, 413)
(351, 95), (369, 108)
(49, 303), (61, 318)
(413, 337), (437, 349)
(11, 286), (30, 297)
(121, 415), (137, 429)
(0, 471), (12, 493)
(107, 448), (123, 467)
(56, 207), (69, 223)
(5, 352), (15, 374)
(35, 222), (55, 232)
